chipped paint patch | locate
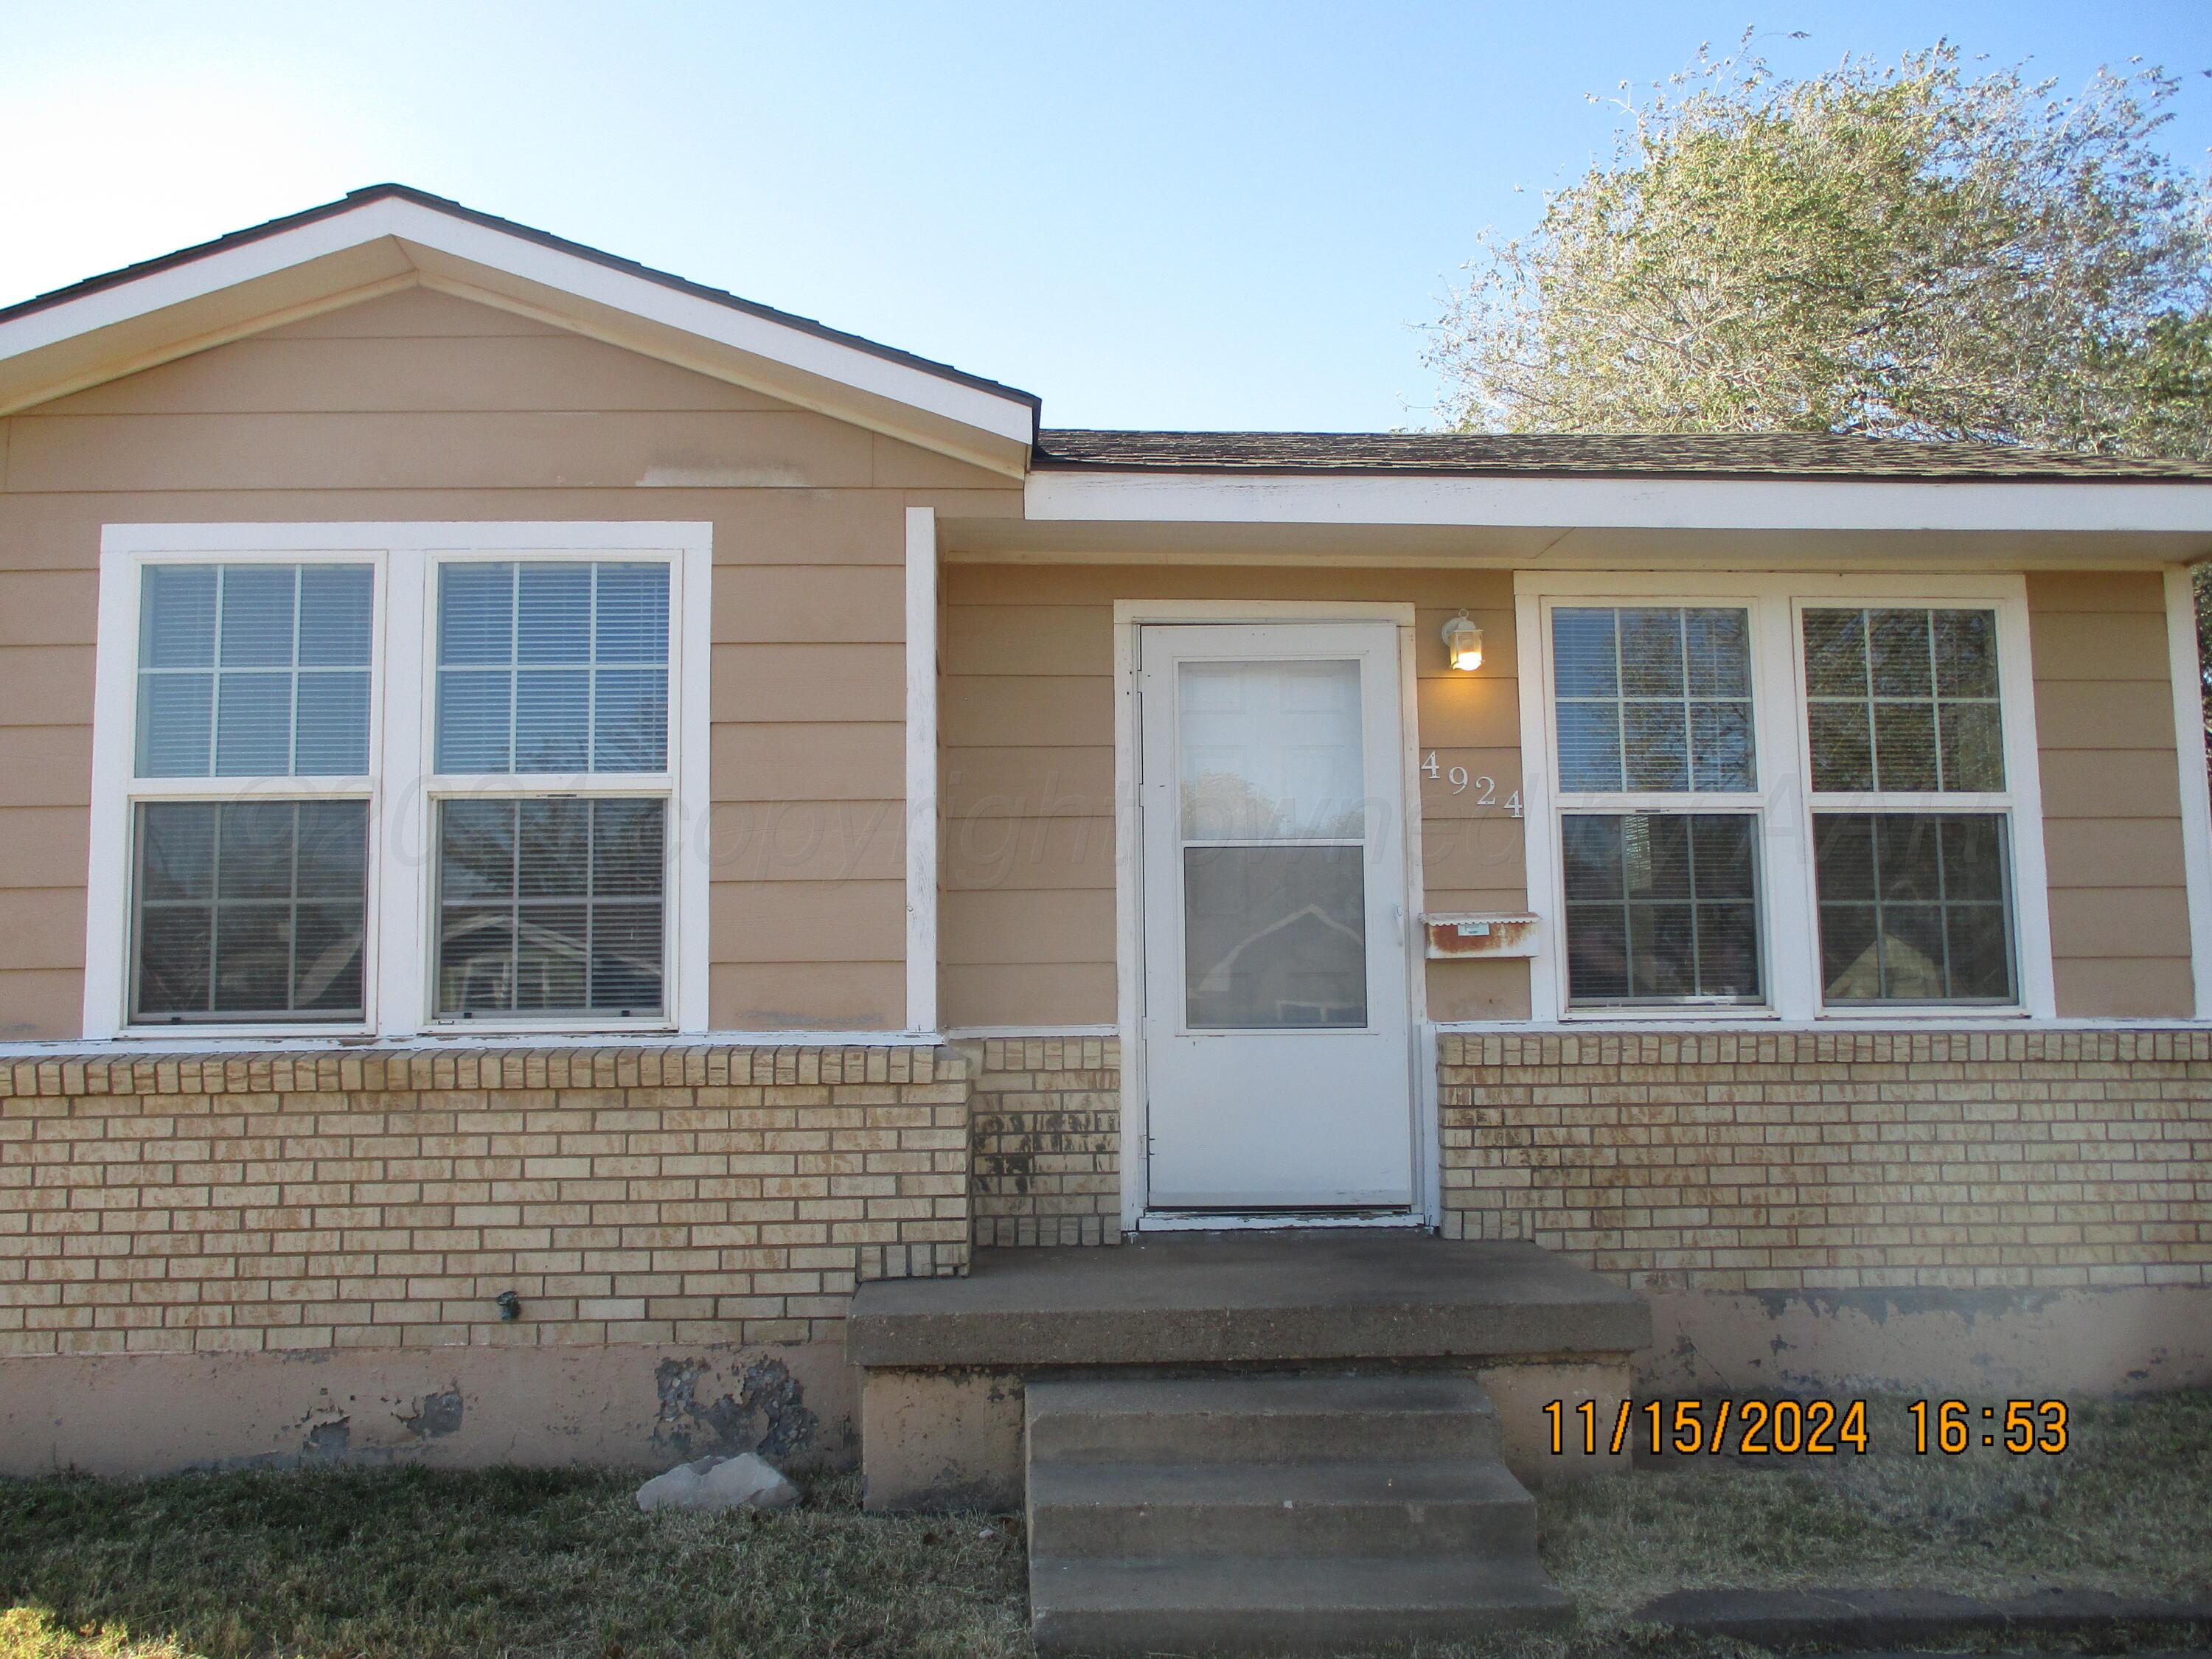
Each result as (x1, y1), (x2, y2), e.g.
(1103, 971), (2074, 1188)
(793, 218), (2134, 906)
(653, 1354), (819, 1461)
(400, 1388), (465, 1439)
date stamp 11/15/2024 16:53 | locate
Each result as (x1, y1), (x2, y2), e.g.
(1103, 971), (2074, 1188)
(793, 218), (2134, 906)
(1545, 1398), (2074, 1458)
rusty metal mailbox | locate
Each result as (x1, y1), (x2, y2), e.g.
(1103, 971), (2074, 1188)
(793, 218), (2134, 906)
(1422, 911), (1539, 960)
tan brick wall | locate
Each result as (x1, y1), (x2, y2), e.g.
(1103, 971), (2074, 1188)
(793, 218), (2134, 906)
(1439, 1029), (2212, 1291)
(0, 1044), (969, 1357)
(964, 1036), (1120, 1247)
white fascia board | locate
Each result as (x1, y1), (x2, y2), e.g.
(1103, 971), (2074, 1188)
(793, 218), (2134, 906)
(0, 196), (1035, 456)
(377, 203), (1034, 445)
(0, 212), (404, 358)
(1026, 469), (2212, 535)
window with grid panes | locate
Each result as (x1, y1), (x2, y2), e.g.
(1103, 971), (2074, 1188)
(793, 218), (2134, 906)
(1550, 605), (1766, 1006)
(128, 563), (372, 1023)
(1802, 607), (2017, 1004)
(430, 561), (672, 1018)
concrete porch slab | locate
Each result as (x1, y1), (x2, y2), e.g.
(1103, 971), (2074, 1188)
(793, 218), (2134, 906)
(847, 1234), (1650, 1369)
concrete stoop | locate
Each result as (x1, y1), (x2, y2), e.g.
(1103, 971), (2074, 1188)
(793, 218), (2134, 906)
(1023, 1374), (1573, 1656)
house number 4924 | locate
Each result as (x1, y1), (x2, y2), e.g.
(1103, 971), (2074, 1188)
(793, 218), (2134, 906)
(1422, 753), (1523, 815)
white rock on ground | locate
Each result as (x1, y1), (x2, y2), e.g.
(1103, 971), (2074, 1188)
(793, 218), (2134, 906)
(636, 1451), (801, 1512)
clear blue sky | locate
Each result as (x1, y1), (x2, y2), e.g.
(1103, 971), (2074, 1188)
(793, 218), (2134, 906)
(3, 1), (2207, 430)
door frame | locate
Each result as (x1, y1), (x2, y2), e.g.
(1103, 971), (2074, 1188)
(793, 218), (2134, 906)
(1112, 599), (1436, 1232)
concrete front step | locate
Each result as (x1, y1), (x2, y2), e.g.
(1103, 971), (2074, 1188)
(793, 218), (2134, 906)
(1026, 1374), (1503, 1466)
(1029, 1554), (1573, 1655)
(1023, 1372), (1572, 1655)
(1029, 1458), (1537, 1559)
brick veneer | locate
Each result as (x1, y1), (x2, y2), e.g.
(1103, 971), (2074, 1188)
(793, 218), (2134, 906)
(0, 1044), (968, 1357)
(964, 1036), (1121, 1247)
(1439, 1029), (2212, 1290)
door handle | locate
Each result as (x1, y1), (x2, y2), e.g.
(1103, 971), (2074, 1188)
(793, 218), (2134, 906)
(1394, 903), (1406, 947)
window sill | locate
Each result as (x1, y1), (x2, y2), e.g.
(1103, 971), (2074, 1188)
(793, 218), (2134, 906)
(1555, 1004), (2031, 1024)
(116, 1023), (374, 1041)
(423, 1018), (678, 1037)
(1813, 1004), (2029, 1020)
(1560, 1006), (1777, 1022)
(108, 1019), (681, 1042)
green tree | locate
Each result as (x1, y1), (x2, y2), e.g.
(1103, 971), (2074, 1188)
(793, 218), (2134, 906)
(1425, 37), (2212, 704)
(1427, 40), (2211, 451)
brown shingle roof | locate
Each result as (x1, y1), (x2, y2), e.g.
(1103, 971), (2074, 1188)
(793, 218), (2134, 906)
(1033, 429), (2212, 481)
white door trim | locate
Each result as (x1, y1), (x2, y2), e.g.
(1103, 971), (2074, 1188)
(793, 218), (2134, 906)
(1110, 599), (1431, 1231)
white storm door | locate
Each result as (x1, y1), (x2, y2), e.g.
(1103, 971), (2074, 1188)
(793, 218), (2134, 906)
(1136, 622), (1415, 1211)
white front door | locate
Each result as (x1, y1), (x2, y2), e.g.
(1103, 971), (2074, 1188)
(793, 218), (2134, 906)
(1136, 622), (1416, 1213)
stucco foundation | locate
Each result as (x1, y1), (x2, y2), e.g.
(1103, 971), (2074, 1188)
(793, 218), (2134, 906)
(0, 1338), (855, 1478)
(1640, 1282), (2212, 1398)
(861, 1367), (1027, 1510)
(857, 1358), (1631, 1510)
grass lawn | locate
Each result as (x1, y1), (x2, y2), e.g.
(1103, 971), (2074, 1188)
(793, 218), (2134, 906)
(1, 1391), (2207, 1659)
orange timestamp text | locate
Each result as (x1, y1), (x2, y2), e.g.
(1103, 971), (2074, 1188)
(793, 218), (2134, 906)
(1543, 1397), (2071, 1456)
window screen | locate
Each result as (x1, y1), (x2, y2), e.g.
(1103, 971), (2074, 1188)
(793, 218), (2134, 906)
(1802, 608), (2003, 793)
(136, 564), (372, 777)
(1562, 813), (1763, 1004)
(435, 562), (669, 773)
(131, 799), (368, 1022)
(434, 797), (665, 1017)
(1814, 813), (2016, 1003)
(1552, 606), (1756, 793)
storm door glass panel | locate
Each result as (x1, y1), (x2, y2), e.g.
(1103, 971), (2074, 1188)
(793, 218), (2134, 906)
(1178, 659), (1368, 1029)
(130, 799), (368, 1022)
(1552, 607), (1755, 793)
(434, 797), (666, 1018)
(135, 563), (372, 777)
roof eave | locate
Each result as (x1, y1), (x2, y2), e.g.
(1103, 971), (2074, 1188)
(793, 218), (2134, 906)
(0, 186), (1040, 477)
(1023, 465), (2212, 537)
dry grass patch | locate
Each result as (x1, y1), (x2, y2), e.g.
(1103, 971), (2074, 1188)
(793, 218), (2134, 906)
(1541, 1389), (2212, 1620)
(1, 1391), (2205, 1659)
(0, 1467), (1027, 1659)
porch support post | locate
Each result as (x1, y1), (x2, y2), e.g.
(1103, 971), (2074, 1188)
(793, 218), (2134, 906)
(905, 507), (939, 1034)
(2165, 566), (2212, 1018)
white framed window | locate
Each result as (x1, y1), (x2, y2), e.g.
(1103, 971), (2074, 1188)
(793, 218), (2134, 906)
(1798, 603), (2019, 1006)
(1516, 572), (2055, 1023)
(86, 524), (712, 1040)
(1551, 602), (1770, 1009)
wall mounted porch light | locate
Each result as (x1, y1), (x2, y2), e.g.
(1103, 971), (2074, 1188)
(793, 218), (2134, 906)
(1442, 611), (1484, 672)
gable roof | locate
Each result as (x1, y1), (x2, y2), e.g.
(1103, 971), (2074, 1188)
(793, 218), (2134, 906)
(0, 184), (1040, 475)
(6, 187), (2207, 502)
(1036, 429), (2212, 482)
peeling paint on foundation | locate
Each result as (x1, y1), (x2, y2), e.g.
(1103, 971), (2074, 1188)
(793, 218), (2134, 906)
(400, 1388), (465, 1439)
(1, 1341), (855, 1479)
(653, 1355), (819, 1461)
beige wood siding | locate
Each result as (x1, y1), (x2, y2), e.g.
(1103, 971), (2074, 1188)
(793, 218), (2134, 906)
(2028, 571), (2194, 1017)
(0, 285), (1021, 1037)
(942, 563), (2204, 1029)
(939, 563), (1527, 1027)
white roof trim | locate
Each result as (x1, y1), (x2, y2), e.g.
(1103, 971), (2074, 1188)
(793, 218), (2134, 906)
(1027, 467), (2212, 535)
(0, 192), (1037, 474)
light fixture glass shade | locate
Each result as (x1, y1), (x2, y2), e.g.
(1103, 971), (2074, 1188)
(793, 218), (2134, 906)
(1442, 613), (1484, 672)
